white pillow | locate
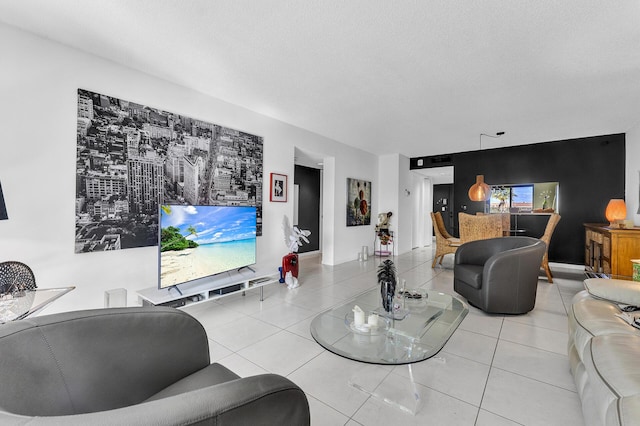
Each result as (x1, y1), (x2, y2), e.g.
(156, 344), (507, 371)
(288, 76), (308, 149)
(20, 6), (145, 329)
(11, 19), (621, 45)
(584, 278), (640, 305)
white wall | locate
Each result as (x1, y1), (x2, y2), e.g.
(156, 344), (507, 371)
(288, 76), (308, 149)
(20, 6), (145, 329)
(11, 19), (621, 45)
(626, 122), (640, 225)
(377, 153), (412, 256)
(397, 155), (413, 255)
(0, 23), (379, 314)
(411, 173), (432, 249)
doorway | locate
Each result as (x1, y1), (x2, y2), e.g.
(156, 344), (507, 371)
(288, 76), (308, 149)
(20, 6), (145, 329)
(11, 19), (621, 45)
(411, 166), (454, 248)
(294, 164), (321, 253)
(433, 184), (455, 237)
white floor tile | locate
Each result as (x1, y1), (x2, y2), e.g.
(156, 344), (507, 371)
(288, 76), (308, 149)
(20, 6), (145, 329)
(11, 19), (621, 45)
(217, 352), (269, 377)
(458, 309), (504, 338)
(183, 300), (247, 327)
(287, 351), (389, 417)
(393, 351), (490, 406)
(506, 304), (570, 333)
(352, 373), (478, 425)
(475, 409), (523, 426)
(249, 302), (315, 328)
(288, 291), (345, 313)
(207, 337), (233, 362)
(499, 320), (568, 355)
(492, 340), (575, 391)
(237, 330), (324, 376)
(442, 328), (498, 365)
(213, 290), (285, 315)
(205, 315), (281, 352)
(307, 395), (350, 426)
(482, 368), (583, 426)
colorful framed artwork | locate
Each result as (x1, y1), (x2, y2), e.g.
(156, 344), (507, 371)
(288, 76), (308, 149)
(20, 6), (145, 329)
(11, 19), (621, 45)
(270, 173), (287, 202)
(347, 178), (371, 226)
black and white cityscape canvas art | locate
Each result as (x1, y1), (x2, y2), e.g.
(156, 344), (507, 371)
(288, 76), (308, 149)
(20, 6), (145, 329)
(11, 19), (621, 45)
(75, 89), (263, 253)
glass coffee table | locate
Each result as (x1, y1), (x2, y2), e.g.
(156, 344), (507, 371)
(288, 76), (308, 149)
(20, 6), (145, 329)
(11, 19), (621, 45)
(310, 286), (468, 413)
(0, 287), (75, 324)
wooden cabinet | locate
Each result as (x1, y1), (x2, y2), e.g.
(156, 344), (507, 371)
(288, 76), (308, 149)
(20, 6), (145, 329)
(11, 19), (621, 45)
(584, 224), (640, 278)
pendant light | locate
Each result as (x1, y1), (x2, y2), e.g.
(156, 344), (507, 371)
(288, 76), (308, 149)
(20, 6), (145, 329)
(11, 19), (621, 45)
(468, 175), (490, 201)
(468, 132), (505, 202)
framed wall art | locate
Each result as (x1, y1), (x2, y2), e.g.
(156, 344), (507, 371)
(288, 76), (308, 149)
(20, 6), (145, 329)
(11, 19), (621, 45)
(347, 178), (371, 226)
(270, 173), (287, 202)
(75, 88), (264, 253)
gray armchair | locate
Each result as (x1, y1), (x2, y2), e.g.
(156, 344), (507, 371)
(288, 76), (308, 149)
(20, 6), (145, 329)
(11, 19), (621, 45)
(0, 307), (310, 425)
(454, 237), (546, 314)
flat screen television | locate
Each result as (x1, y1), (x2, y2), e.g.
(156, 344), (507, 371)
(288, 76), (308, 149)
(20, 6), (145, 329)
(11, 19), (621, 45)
(158, 205), (257, 289)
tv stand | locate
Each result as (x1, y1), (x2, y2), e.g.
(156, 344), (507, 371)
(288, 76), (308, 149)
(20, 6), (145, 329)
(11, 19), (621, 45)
(168, 285), (183, 296)
(137, 265), (279, 309)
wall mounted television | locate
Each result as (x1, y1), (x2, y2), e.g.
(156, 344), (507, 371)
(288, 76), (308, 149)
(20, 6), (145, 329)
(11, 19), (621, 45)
(158, 205), (257, 290)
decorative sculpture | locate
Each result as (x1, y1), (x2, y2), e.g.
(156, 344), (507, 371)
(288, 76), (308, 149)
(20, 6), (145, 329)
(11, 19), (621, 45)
(375, 211), (393, 245)
(377, 259), (397, 312)
(280, 216), (311, 288)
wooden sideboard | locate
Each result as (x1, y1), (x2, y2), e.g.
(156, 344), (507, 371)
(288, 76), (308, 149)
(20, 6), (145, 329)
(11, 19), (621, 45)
(584, 223), (640, 278)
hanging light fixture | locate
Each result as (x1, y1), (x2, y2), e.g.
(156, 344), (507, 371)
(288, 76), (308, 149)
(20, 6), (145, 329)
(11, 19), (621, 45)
(468, 132), (505, 202)
(468, 175), (490, 201)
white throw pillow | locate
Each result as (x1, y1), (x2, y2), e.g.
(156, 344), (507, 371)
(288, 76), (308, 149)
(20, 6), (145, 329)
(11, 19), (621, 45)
(584, 278), (640, 305)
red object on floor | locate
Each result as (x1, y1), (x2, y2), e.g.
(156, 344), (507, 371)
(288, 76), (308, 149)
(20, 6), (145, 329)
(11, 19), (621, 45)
(282, 253), (299, 278)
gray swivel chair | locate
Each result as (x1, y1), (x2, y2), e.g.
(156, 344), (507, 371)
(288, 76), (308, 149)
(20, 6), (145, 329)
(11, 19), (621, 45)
(454, 237), (546, 314)
(0, 306), (310, 425)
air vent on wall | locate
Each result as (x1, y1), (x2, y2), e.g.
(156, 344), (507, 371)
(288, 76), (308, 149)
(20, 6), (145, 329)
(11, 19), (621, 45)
(430, 155), (452, 164)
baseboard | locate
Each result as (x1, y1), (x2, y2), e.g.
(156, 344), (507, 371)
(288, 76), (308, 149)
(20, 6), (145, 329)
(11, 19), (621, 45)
(549, 262), (584, 273)
(298, 250), (321, 259)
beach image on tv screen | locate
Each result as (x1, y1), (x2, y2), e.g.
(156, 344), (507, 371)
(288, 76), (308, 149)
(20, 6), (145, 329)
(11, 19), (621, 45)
(159, 205), (257, 288)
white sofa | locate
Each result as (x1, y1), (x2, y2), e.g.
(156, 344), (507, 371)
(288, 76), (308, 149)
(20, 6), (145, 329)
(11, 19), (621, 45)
(568, 278), (640, 426)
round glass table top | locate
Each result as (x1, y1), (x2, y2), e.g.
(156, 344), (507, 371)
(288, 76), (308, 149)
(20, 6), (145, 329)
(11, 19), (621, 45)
(310, 288), (468, 365)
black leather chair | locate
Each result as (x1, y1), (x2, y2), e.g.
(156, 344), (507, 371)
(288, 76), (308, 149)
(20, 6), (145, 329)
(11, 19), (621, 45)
(0, 307), (310, 425)
(454, 237), (546, 314)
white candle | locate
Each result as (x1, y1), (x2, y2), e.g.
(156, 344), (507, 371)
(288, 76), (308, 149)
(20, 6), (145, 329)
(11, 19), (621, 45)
(367, 313), (379, 327)
(353, 305), (365, 326)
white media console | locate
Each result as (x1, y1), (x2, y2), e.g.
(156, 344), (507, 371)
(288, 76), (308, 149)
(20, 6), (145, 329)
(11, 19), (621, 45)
(137, 265), (281, 309)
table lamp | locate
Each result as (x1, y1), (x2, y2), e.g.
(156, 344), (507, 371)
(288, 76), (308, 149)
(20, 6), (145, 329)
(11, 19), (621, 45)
(605, 199), (626, 228)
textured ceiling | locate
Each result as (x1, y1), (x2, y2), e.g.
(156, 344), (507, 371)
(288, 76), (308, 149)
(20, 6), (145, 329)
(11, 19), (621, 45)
(1, 0), (639, 157)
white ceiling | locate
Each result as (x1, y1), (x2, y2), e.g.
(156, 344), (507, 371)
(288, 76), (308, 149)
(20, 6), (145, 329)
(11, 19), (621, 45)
(2, 0), (639, 158)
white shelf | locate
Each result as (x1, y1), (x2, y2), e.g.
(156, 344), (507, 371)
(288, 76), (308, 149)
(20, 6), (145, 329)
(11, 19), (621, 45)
(137, 265), (280, 308)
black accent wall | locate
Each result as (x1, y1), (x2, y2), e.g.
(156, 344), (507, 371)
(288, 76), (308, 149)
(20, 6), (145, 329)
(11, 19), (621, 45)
(294, 165), (321, 253)
(411, 133), (625, 265)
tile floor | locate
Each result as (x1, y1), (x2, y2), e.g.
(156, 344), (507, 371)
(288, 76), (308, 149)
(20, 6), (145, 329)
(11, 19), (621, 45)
(183, 247), (586, 426)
